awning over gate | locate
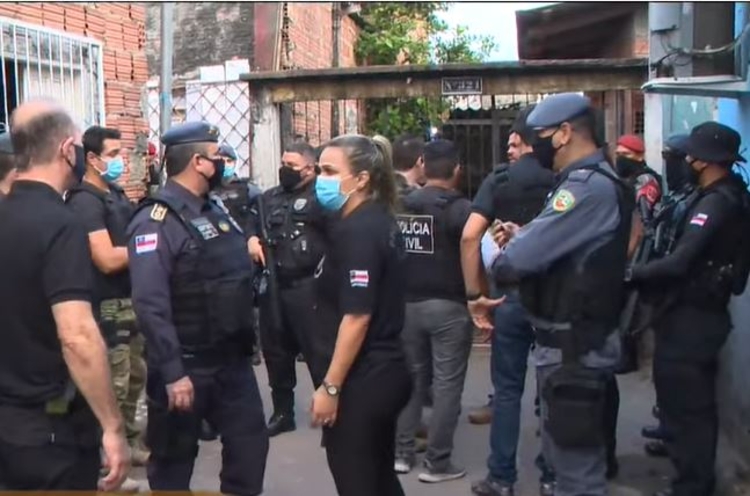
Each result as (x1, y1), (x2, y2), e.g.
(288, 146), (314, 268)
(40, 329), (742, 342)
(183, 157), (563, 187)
(240, 58), (648, 103)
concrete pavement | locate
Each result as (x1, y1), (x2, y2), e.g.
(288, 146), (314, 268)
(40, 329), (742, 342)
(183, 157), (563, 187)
(130, 347), (673, 495)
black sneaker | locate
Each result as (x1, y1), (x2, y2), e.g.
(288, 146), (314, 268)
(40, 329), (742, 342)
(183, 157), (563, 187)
(199, 420), (219, 441)
(539, 480), (556, 496)
(471, 477), (514, 496)
(267, 412), (296, 437)
(418, 461), (466, 483)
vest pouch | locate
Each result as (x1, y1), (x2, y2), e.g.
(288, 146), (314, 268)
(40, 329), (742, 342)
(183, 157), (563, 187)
(203, 274), (256, 346)
(542, 365), (607, 448)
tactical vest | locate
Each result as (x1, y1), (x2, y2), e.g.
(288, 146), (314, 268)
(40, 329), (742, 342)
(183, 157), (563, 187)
(135, 194), (256, 353)
(66, 182), (133, 300)
(522, 163), (635, 355)
(491, 156), (555, 225)
(681, 177), (750, 307)
(399, 187), (466, 302)
(214, 180), (254, 229)
(262, 183), (327, 283)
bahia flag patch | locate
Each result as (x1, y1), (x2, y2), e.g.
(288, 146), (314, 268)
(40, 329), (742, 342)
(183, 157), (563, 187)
(135, 233), (158, 254)
(349, 270), (369, 288)
(690, 213), (708, 227)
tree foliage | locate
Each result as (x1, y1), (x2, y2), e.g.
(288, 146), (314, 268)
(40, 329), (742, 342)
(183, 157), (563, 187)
(354, 2), (496, 139)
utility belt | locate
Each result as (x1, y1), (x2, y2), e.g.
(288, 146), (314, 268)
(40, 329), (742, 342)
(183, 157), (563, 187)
(0, 383), (99, 448)
(530, 314), (609, 449)
(180, 344), (246, 369)
(528, 315), (572, 349)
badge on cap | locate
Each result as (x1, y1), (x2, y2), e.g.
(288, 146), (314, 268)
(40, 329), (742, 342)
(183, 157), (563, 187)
(294, 198), (308, 211)
(552, 189), (576, 212)
(218, 220), (231, 233)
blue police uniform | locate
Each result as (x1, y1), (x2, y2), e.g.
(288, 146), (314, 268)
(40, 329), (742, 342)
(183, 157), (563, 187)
(127, 122), (268, 495)
(490, 94), (634, 496)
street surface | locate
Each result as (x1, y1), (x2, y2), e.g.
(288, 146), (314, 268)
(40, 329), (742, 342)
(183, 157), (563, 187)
(132, 347), (672, 495)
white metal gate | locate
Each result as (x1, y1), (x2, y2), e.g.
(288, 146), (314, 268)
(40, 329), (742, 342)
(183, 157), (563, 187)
(0, 17), (105, 129)
(144, 78), (253, 179)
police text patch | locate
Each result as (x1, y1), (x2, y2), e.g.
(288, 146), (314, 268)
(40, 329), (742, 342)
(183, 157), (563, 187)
(397, 214), (434, 254)
(350, 270), (369, 288)
(552, 189), (576, 212)
(135, 233), (158, 254)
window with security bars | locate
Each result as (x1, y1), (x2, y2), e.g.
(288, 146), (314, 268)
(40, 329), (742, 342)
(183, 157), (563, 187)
(0, 18), (105, 129)
(634, 110), (645, 135)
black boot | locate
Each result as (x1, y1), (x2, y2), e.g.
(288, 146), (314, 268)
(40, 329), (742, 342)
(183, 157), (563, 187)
(645, 440), (669, 458)
(267, 412), (296, 437)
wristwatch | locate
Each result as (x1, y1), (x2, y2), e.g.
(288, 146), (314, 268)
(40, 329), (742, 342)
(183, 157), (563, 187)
(322, 380), (341, 397)
(466, 292), (482, 302)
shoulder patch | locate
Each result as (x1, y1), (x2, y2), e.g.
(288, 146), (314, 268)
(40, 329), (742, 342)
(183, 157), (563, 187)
(134, 233), (158, 254)
(150, 203), (168, 222)
(552, 189), (576, 212)
(568, 168), (596, 183)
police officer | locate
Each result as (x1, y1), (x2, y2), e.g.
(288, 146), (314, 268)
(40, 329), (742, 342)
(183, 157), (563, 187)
(0, 100), (129, 491)
(628, 122), (750, 496)
(464, 105), (557, 496)
(637, 134), (695, 459)
(66, 126), (147, 489)
(127, 122), (268, 494)
(394, 140), (472, 481)
(247, 141), (332, 437)
(214, 142), (263, 368)
(0, 132), (17, 198)
(475, 93), (634, 496)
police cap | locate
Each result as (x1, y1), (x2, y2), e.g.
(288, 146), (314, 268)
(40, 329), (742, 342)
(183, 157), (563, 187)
(160, 121), (220, 148)
(526, 93), (592, 130)
(218, 143), (238, 161)
(663, 134), (689, 156)
(0, 131), (13, 155)
(681, 121), (746, 164)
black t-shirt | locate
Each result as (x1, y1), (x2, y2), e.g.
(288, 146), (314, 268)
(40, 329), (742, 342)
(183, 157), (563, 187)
(0, 180), (93, 405)
(66, 182), (132, 302)
(315, 200), (406, 375)
(471, 154), (555, 224)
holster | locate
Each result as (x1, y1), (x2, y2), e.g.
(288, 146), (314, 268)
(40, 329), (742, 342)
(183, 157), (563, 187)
(541, 364), (608, 448)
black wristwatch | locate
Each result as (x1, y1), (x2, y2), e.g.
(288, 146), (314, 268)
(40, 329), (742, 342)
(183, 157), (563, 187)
(466, 292), (482, 302)
(322, 380), (341, 397)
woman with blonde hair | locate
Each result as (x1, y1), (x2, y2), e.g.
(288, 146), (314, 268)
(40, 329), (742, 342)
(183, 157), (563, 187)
(310, 134), (411, 496)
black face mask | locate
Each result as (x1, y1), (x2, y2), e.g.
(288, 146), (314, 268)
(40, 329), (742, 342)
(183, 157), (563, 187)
(279, 166), (303, 191)
(532, 132), (560, 170)
(664, 155), (689, 191)
(615, 156), (643, 178)
(686, 159), (702, 186)
(200, 156), (225, 191)
(66, 144), (86, 185)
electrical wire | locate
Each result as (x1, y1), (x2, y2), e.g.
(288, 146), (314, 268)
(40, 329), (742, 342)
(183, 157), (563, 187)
(652, 22), (750, 71)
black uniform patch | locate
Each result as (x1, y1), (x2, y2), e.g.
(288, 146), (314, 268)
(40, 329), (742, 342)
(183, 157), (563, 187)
(190, 216), (220, 240)
(397, 214), (434, 254)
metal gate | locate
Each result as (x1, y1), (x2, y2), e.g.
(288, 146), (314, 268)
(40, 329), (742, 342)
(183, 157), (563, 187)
(0, 17), (105, 128)
(441, 95), (538, 198)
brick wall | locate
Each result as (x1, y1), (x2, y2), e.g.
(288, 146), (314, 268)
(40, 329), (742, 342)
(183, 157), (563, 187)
(0, 3), (150, 198)
(144, 2), (254, 78)
(284, 3), (360, 145)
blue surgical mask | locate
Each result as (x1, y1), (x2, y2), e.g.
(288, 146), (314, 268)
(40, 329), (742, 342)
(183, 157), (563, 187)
(315, 176), (350, 211)
(100, 156), (124, 182)
(223, 164), (235, 179)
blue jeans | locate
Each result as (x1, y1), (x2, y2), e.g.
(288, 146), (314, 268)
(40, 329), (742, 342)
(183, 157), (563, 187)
(487, 290), (535, 484)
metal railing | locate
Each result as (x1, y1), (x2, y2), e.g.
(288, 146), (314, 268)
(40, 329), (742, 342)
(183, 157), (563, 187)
(0, 17), (105, 128)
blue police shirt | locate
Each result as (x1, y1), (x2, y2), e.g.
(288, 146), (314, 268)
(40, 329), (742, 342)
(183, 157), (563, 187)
(490, 150), (622, 368)
(127, 180), (218, 384)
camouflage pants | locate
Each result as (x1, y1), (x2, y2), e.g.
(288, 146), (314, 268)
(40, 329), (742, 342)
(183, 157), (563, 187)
(101, 298), (147, 445)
